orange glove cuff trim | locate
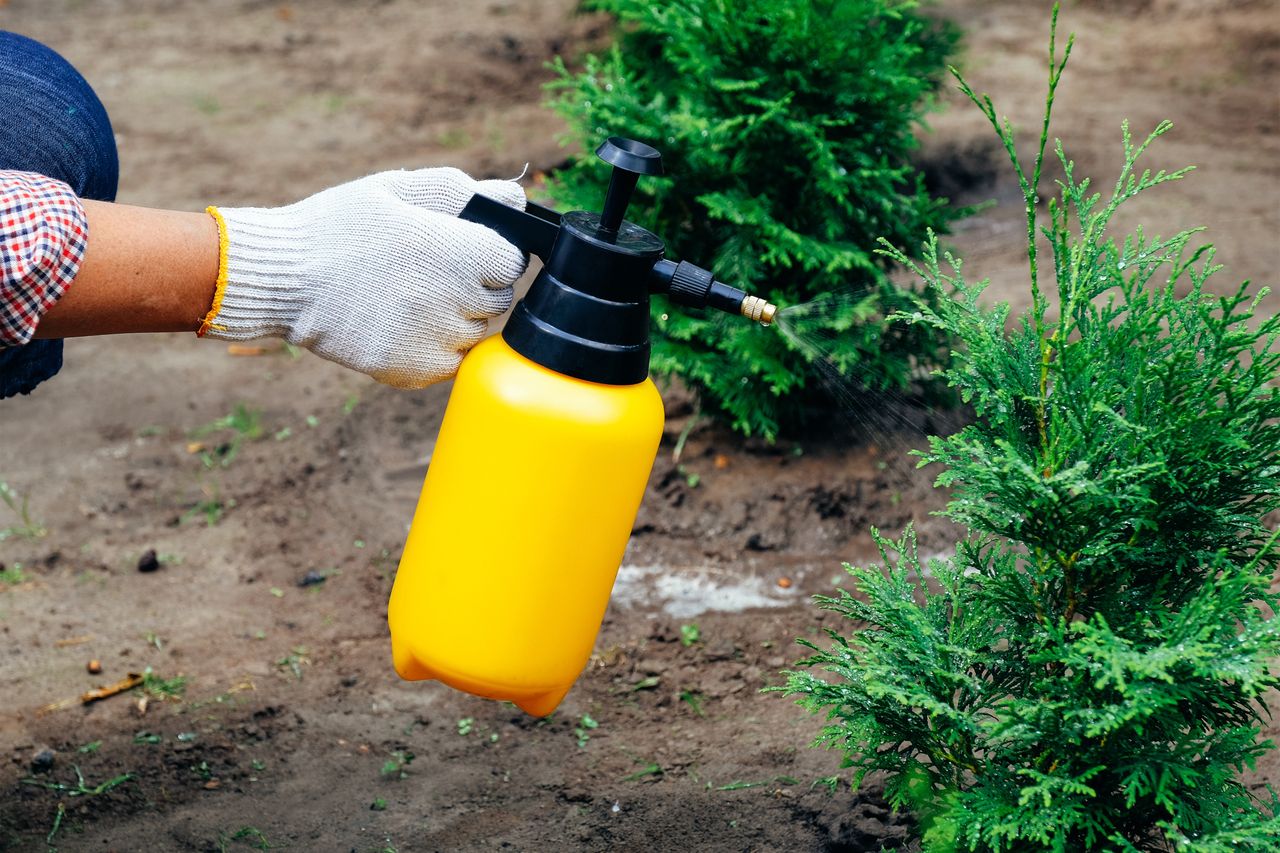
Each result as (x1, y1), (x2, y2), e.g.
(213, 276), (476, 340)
(197, 205), (230, 337)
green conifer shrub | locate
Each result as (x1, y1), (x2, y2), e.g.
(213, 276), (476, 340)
(777, 9), (1280, 850)
(545, 0), (962, 439)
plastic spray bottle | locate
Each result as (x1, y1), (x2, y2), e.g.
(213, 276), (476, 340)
(387, 138), (776, 716)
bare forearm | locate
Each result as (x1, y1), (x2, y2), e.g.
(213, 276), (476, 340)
(34, 200), (218, 338)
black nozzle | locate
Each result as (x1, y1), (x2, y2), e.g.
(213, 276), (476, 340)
(650, 258), (746, 312)
(595, 137), (663, 237)
(649, 259), (778, 324)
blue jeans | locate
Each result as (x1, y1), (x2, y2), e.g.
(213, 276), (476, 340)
(0, 31), (118, 398)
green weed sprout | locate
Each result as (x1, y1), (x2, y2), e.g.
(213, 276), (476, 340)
(275, 646), (309, 680)
(21, 765), (133, 798)
(778, 6), (1280, 850)
(216, 826), (277, 852)
(0, 563), (29, 585)
(575, 714), (599, 748)
(140, 667), (187, 701)
(192, 403), (264, 468)
(381, 750), (414, 780)
(0, 480), (46, 541)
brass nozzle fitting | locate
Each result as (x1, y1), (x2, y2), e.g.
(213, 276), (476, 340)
(740, 295), (778, 326)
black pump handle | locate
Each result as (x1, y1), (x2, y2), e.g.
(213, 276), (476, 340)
(458, 195), (561, 261)
(459, 136), (662, 253)
(595, 137), (663, 237)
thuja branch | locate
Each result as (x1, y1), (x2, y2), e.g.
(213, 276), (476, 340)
(953, 3), (1074, 471)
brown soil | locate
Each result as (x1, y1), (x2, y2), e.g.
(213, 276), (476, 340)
(1, 1), (1277, 850)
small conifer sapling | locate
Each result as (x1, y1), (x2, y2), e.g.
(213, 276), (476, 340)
(778, 8), (1280, 850)
(546, 0), (963, 439)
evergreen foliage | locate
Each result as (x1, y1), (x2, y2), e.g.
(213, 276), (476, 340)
(546, 0), (962, 439)
(778, 9), (1280, 850)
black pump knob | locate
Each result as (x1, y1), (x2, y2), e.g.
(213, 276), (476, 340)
(595, 137), (663, 237)
(596, 137), (664, 175)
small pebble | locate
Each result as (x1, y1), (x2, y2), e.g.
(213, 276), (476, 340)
(297, 570), (326, 588)
(30, 748), (55, 773)
(87, 659), (102, 674)
(777, 576), (792, 589)
(137, 549), (160, 573)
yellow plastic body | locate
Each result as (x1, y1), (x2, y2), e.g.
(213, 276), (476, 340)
(388, 335), (664, 716)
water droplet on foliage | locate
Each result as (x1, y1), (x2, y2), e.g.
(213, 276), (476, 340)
(660, 313), (669, 321)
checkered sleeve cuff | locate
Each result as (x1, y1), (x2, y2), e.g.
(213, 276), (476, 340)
(0, 170), (89, 346)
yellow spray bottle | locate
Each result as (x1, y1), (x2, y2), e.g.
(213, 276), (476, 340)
(387, 138), (776, 716)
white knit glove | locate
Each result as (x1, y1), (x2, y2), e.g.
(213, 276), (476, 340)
(201, 168), (528, 388)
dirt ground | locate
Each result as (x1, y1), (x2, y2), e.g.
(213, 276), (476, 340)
(1, 0), (1277, 850)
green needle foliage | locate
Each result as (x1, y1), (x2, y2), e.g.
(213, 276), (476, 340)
(546, 0), (962, 439)
(778, 9), (1280, 851)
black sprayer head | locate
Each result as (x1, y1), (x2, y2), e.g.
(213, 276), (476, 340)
(458, 136), (776, 385)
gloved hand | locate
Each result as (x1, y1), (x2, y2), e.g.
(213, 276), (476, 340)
(200, 168), (528, 388)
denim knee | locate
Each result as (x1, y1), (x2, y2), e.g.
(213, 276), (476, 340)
(0, 30), (119, 398)
(0, 30), (118, 201)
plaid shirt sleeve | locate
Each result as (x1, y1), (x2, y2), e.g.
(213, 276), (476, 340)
(0, 170), (89, 347)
